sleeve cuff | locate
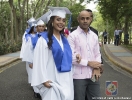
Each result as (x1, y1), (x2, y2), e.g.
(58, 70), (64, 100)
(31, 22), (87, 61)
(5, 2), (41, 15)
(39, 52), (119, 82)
(28, 62), (32, 64)
(43, 79), (49, 84)
(79, 59), (88, 66)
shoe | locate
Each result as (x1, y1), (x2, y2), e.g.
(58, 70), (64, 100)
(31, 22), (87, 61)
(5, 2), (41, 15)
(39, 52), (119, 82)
(34, 92), (41, 99)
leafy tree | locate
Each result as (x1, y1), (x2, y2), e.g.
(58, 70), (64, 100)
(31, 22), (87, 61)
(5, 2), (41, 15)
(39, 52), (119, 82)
(0, 1), (10, 42)
(98, 0), (132, 44)
(91, 11), (105, 33)
(69, 3), (85, 27)
(0, 0), (95, 54)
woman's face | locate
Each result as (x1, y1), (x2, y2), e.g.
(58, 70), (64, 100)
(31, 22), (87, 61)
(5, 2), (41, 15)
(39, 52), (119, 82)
(37, 25), (45, 32)
(52, 16), (66, 32)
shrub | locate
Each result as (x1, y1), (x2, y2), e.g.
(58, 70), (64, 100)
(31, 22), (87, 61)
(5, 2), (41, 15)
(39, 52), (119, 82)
(0, 41), (22, 55)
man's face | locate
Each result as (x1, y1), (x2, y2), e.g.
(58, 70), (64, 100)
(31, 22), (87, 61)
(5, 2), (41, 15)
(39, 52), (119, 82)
(77, 11), (93, 30)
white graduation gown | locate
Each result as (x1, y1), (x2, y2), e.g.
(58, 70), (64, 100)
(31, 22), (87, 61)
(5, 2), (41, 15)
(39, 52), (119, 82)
(22, 34), (39, 93)
(20, 32), (32, 83)
(22, 35), (34, 83)
(31, 37), (74, 100)
(20, 32), (27, 59)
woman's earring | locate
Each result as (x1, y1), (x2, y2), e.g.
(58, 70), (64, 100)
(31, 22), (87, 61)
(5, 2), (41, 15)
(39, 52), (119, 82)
(52, 23), (53, 27)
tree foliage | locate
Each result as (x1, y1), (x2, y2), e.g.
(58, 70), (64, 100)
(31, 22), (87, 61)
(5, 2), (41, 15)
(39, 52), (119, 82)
(0, 0), (88, 54)
(69, 3), (85, 27)
(98, 0), (132, 44)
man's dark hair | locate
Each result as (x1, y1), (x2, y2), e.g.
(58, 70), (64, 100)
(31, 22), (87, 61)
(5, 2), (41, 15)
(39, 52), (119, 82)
(85, 9), (92, 12)
(84, 9), (93, 18)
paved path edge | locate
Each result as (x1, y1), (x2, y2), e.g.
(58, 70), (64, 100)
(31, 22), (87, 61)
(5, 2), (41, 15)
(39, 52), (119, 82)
(102, 45), (132, 74)
(0, 57), (21, 68)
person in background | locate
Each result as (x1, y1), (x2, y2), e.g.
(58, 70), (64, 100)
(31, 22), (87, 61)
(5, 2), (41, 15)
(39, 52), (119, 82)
(64, 27), (69, 38)
(68, 9), (102, 100)
(102, 29), (108, 44)
(20, 17), (35, 59)
(35, 10), (52, 32)
(114, 27), (123, 46)
(22, 21), (44, 99)
(35, 19), (46, 33)
(31, 6), (73, 100)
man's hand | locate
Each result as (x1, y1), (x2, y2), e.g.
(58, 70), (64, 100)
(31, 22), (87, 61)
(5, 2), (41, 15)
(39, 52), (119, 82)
(88, 61), (101, 69)
(76, 54), (81, 63)
(100, 64), (104, 74)
(29, 63), (33, 69)
(43, 80), (52, 88)
(92, 68), (101, 81)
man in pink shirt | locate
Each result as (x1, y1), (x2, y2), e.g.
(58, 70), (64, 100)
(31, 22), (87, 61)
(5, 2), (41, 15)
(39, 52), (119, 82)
(68, 9), (102, 100)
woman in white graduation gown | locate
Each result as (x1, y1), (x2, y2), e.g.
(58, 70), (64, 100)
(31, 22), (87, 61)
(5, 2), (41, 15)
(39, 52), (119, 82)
(31, 7), (74, 100)
(21, 24), (42, 99)
(20, 17), (35, 59)
(22, 24), (38, 83)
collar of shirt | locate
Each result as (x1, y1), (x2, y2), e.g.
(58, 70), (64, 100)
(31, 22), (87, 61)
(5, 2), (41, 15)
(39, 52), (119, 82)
(77, 26), (90, 35)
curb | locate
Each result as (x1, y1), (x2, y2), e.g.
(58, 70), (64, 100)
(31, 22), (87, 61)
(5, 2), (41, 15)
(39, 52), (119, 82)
(102, 45), (132, 74)
(0, 57), (21, 68)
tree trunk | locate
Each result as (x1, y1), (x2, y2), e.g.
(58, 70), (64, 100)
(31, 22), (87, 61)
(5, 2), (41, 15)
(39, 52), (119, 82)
(56, 0), (59, 6)
(43, 0), (52, 14)
(5, 28), (8, 43)
(8, 0), (14, 43)
(33, 0), (41, 17)
(27, 0), (28, 27)
(34, 0), (50, 18)
(13, 8), (18, 42)
(18, 0), (23, 36)
(21, 0), (27, 33)
(124, 16), (129, 45)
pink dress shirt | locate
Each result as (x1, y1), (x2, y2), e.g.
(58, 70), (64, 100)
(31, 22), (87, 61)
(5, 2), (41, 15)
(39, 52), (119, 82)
(68, 26), (101, 79)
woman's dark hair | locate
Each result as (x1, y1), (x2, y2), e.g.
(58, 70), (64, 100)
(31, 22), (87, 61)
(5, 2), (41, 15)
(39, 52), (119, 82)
(28, 26), (34, 34)
(47, 16), (65, 49)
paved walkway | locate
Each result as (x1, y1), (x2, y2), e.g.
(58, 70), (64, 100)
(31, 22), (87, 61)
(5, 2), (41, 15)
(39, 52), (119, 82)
(103, 44), (132, 74)
(0, 51), (20, 68)
(0, 45), (132, 74)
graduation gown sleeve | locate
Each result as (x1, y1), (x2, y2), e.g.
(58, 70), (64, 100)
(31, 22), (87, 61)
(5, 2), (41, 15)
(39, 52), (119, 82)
(31, 37), (49, 86)
(20, 34), (26, 59)
(22, 37), (34, 63)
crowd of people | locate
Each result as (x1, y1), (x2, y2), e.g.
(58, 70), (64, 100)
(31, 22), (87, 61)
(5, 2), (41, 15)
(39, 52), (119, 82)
(20, 6), (103, 100)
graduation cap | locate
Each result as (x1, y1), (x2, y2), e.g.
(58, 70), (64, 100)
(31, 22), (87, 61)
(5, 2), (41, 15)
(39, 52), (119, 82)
(32, 18), (45, 26)
(27, 17), (35, 26)
(48, 6), (72, 18)
(31, 23), (36, 27)
(40, 10), (52, 24)
(36, 20), (45, 26)
(32, 10), (52, 25)
(30, 23), (37, 28)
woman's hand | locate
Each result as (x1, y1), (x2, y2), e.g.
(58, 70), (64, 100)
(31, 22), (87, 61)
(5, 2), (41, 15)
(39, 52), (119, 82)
(76, 54), (81, 63)
(43, 80), (52, 88)
(29, 63), (33, 69)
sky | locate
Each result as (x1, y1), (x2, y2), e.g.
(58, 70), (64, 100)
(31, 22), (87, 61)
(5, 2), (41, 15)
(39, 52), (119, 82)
(79, 0), (98, 11)
(85, 1), (98, 11)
